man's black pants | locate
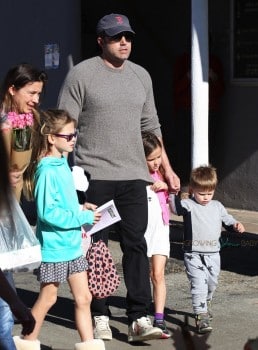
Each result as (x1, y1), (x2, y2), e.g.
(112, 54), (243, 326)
(86, 179), (152, 324)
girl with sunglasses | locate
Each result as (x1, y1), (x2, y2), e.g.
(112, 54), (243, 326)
(17, 109), (105, 350)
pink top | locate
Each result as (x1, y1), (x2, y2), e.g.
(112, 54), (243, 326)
(151, 171), (169, 225)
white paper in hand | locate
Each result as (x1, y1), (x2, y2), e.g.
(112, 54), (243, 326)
(83, 200), (121, 236)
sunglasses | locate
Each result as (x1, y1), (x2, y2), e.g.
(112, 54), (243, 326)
(107, 32), (134, 42)
(53, 131), (78, 142)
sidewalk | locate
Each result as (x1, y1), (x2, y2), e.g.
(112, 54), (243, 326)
(13, 208), (258, 350)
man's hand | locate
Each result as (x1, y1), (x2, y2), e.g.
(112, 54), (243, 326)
(165, 170), (181, 194)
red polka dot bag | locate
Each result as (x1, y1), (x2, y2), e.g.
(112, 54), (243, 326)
(86, 240), (120, 299)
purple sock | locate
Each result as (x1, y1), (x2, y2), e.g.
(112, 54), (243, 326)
(155, 313), (164, 321)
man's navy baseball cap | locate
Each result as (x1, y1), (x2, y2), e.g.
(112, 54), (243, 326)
(96, 13), (135, 36)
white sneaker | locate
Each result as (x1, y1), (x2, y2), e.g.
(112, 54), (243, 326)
(93, 315), (112, 340)
(128, 316), (162, 342)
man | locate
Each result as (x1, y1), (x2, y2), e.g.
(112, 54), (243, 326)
(58, 13), (180, 343)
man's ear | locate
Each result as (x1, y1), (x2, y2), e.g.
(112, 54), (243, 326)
(97, 36), (104, 48)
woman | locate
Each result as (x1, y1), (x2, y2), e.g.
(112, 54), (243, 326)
(0, 63), (47, 199)
(0, 63), (47, 350)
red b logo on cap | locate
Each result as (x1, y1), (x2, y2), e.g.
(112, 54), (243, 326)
(115, 16), (123, 24)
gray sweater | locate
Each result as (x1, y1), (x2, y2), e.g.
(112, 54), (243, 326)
(169, 195), (237, 253)
(58, 56), (161, 181)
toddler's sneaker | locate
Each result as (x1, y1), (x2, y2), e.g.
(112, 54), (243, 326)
(153, 319), (172, 339)
(93, 315), (112, 340)
(128, 316), (162, 342)
(195, 313), (212, 334)
(244, 337), (258, 350)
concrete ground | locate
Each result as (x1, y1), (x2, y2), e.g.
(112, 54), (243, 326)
(13, 208), (258, 350)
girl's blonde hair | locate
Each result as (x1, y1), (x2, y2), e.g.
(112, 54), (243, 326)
(189, 165), (217, 192)
(23, 109), (77, 200)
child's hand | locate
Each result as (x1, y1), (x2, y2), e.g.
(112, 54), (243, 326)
(93, 211), (101, 225)
(233, 222), (245, 233)
(82, 202), (101, 224)
(151, 180), (168, 192)
(83, 202), (97, 211)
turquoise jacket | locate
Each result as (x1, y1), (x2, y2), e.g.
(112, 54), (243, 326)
(34, 156), (94, 262)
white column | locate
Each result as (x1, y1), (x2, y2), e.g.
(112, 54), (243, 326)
(191, 0), (209, 168)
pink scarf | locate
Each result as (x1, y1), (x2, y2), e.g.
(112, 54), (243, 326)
(151, 171), (169, 225)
